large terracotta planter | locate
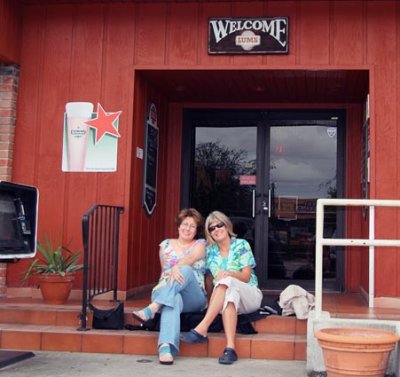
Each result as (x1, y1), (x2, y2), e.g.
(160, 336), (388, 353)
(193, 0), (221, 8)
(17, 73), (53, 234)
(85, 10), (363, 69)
(315, 327), (400, 377)
(37, 273), (76, 304)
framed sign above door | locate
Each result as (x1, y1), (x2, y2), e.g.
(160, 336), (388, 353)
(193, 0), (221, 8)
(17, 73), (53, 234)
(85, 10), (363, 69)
(208, 17), (289, 54)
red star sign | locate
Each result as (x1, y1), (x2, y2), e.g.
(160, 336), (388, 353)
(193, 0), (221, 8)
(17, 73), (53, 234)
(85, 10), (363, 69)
(85, 103), (122, 144)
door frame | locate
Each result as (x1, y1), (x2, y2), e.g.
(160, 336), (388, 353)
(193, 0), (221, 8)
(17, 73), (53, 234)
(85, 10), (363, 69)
(181, 108), (346, 292)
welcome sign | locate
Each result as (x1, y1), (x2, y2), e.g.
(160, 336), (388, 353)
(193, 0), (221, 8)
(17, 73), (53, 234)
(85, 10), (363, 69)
(208, 17), (288, 54)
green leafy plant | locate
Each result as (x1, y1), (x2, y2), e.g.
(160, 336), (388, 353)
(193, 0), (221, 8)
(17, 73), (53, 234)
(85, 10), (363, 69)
(23, 234), (84, 280)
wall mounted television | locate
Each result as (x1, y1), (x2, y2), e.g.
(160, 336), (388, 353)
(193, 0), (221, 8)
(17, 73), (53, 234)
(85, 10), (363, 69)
(0, 181), (38, 259)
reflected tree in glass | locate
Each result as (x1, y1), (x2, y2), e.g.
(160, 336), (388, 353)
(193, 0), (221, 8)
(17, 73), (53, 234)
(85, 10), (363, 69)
(193, 141), (255, 218)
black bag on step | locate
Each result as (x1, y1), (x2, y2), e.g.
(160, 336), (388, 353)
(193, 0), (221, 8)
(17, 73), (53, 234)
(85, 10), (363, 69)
(89, 301), (125, 330)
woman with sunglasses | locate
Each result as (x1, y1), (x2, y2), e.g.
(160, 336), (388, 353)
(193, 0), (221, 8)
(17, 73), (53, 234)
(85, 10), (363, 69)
(181, 210), (262, 365)
(132, 208), (207, 365)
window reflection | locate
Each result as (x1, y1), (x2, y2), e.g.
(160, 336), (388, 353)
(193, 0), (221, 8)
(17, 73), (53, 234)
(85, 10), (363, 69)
(193, 127), (257, 220)
(269, 125), (337, 281)
(192, 124), (338, 284)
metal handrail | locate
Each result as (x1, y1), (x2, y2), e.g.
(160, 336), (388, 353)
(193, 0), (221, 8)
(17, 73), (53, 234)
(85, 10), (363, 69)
(315, 198), (400, 319)
(78, 204), (124, 330)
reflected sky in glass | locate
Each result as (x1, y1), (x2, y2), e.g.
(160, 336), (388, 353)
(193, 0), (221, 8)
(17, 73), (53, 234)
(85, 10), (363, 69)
(196, 127), (257, 161)
(271, 126), (337, 198)
(196, 125), (337, 198)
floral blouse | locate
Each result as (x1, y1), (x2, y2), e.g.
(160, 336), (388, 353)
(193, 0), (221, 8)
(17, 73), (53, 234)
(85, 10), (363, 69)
(206, 238), (259, 287)
(152, 239), (206, 293)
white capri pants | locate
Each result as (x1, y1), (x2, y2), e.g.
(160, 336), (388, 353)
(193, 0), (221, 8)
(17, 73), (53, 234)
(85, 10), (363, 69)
(215, 276), (263, 314)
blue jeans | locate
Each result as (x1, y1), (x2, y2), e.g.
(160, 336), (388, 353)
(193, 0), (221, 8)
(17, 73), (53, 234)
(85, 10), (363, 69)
(151, 265), (207, 355)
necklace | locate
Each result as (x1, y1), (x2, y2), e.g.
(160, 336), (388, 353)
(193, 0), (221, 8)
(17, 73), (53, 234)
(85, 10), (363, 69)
(176, 239), (193, 249)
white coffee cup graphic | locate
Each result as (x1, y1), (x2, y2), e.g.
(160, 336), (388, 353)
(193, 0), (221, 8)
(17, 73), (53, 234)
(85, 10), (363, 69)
(65, 102), (93, 171)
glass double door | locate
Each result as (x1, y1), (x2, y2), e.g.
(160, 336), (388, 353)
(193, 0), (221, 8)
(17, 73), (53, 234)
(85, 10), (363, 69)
(184, 109), (344, 291)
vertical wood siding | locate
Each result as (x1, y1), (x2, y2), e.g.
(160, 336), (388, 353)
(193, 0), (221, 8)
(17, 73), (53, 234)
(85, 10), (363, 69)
(366, 1), (398, 297)
(344, 105), (364, 292)
(6, 1), (400, 298)
(0, 0), (20, 63)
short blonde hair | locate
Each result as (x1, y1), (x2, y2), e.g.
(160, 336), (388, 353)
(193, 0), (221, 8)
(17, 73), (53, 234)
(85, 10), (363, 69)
(205, 211), (236, 244)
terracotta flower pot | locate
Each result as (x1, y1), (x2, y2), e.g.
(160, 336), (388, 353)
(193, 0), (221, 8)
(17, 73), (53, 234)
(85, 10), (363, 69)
(315, 327), (400, 377)
(37, 273), (76, 304)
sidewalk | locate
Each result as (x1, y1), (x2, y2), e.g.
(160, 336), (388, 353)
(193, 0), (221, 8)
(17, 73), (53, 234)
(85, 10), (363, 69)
(0, 351), (308, 377)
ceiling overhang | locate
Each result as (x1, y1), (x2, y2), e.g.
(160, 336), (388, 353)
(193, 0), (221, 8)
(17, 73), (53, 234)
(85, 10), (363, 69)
(137, 69), (369, 103)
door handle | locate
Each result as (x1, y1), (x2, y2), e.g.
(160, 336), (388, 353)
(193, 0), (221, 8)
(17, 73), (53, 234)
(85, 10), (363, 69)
(268, 188), (271, 218)
(262, 190), (272, 217)
(252, 190), (256, 218)
(256, 191), (271, 217)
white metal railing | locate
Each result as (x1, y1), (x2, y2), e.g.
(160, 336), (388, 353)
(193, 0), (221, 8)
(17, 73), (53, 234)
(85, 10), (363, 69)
(315, 198), (400, 319)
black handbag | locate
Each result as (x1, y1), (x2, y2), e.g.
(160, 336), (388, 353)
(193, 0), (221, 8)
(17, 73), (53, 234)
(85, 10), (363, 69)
(89, 301), (125, 330)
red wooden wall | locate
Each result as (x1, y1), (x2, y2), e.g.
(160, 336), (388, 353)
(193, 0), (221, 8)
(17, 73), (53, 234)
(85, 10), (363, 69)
(0, 0), (21, 63)
(3, 1), (400, 298)
(126, 74), (169, 294)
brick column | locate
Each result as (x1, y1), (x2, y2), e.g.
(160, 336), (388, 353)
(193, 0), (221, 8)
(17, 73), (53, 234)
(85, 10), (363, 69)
(0, 63), (20, 296)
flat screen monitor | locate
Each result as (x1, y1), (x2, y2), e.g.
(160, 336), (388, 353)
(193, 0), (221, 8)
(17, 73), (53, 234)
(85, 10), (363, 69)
(0, 181), (38, 259)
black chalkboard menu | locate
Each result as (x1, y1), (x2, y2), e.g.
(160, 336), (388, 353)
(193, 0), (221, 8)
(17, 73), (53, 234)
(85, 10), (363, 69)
(142, 103), (158, 216)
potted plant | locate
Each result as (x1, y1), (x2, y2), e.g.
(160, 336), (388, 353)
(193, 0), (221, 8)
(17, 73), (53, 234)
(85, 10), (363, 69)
(24, 234), (84, 304)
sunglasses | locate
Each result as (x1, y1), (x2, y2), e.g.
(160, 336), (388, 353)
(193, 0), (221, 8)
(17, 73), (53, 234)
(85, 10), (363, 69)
(208, 222), (225, 232)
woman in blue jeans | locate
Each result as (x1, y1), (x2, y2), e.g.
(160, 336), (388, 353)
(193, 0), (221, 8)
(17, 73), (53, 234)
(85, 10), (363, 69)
(132, 208), (207, 365)
(181, 211), (262, 365)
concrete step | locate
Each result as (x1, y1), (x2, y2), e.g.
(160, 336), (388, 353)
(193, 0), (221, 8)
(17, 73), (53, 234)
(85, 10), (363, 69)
(0, 303), (307, 336)
(0, 323), (306, 360)
(0, 300), (307, 360)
